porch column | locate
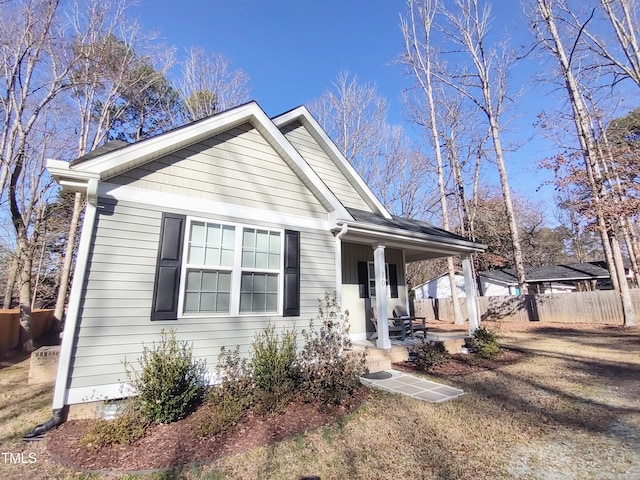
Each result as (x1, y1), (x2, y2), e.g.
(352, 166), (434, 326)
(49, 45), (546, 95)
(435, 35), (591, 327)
(373, 243), (391, 349)
(461, 254), (480, 335)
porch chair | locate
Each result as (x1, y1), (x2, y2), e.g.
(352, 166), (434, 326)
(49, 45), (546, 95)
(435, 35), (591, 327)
(368, 307), (410, 341)
(393, 305), (427, 338)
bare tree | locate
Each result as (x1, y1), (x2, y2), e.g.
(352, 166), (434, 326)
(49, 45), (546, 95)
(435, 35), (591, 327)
(53, 0), (179, 328)
(533, 0), (636, 326)
(178, 48), (250, 121)
(400, 0), (464, 324)
(580, 0), (640, 87)
(0, 0), (77, 349)
(432, 0), (528, 294)
(309, 71), (389, 185)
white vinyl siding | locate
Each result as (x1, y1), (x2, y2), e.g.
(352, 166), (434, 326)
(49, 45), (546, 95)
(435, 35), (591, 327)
(281, 121), (374, 212)
(68, 198), (335, 393)
(108, 123), (327, 219)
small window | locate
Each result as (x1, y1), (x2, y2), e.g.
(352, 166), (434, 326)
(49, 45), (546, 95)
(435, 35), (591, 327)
(367, 261), (390, 298)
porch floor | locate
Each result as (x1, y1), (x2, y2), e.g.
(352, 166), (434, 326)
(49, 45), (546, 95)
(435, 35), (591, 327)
(360, 369), (464, 403)
(355, 330), (471, 352)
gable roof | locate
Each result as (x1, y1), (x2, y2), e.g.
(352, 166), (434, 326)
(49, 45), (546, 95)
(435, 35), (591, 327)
(47, 101), (352, 220)
(272, 106), (392, 219)
(47, 101), (486, 259)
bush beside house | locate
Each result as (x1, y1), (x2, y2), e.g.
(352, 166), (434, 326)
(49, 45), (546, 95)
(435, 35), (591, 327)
(83, 294), (367, 447)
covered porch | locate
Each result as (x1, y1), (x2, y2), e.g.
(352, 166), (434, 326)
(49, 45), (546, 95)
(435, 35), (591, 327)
(334, 208), (486, 350)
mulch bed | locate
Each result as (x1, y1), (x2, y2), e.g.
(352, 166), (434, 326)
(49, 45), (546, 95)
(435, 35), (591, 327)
(394, 349), (524, 377)
(44, 350), (523, 474)
(46, 388), (370, 474)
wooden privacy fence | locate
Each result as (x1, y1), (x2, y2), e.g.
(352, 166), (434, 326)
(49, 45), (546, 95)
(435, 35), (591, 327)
(0, 309), (55, 353)
(413, 289), (640, 325)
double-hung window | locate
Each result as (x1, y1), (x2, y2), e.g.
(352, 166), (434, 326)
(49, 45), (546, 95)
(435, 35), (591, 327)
(180, 218), (282, 316)
(240, 229), (281, 313)
(367, 261), (390, 298)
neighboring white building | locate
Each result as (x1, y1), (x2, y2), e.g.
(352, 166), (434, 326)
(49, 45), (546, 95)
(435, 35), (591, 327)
(413, 273), (467, 299)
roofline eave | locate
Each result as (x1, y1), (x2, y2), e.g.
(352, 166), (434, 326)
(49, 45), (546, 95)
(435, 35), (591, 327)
(334, 221), (487, 255)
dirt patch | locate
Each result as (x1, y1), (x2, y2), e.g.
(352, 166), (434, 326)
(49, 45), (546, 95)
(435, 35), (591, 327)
(46, 389), (369, 474)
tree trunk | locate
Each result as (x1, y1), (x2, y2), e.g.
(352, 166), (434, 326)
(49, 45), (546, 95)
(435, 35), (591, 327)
(17, 236), (34, 352)
(487, 114), (527, 293)
(610, 231), (637, 326)
(53, 191), (83, 331)
(401, 1), (464, 322)
(3, 253), (19, 308)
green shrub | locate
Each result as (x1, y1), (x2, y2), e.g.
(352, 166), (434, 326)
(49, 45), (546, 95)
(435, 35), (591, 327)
(124, 329), (207, 424)
(215, 345), (254, 410)
(194, 389), (246, 437)
(192, 346), (254, 437)
(250, 323), (299, 413)
(298, 292), (367, 408)
(410, 340), (451, 370)
(81, 408), (150, 448)
(471, 327), (500, 359)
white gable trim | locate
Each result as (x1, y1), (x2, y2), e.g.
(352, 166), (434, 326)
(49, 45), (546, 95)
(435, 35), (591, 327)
(98, 183), (332, 231)
(47, 102), (351, 221)
(273, 106), (392, 220)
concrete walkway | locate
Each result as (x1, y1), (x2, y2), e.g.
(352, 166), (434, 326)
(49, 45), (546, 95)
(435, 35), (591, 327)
(360, 369), (464, 403)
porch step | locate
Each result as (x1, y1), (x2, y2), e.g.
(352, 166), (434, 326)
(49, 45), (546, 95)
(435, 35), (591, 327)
(425, 334), (471, 355)
(361, 345), (409, 373)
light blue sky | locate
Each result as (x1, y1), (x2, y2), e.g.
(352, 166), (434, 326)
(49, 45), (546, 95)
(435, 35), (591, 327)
(131, 0), (635, 223)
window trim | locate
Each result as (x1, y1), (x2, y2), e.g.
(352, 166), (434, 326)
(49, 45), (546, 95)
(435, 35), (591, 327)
(177, 216), (284, 318)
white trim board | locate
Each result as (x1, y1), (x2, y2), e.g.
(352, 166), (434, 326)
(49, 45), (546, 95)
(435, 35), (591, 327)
(272, 106), (392, 219)
(52, 201), (98, 410)
(99, 183), (332, 232)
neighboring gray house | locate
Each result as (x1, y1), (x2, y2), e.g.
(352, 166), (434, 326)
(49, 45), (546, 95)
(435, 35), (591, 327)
(415, 263), (610, 299)
(47, 102), (485, 411)
(479, 262), (614, 296)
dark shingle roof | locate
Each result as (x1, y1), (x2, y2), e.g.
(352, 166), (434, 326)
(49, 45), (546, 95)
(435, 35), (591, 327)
(346, 207), (477, 244)
(480, 262), (611, 284)
(71, 140), (129, 166)
(480, 269), (517, 284)
(527, 262), (610, 281)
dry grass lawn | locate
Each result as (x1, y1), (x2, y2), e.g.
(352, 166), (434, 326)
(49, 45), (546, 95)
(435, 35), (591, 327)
(1, 323), (639, 479)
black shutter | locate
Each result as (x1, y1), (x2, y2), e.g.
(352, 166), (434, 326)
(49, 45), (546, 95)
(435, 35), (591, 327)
(151, 212), (186, 320)
(358, 261), (369, 298)
(389, 264), (399, 298)
(283, 230), (300, 317)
